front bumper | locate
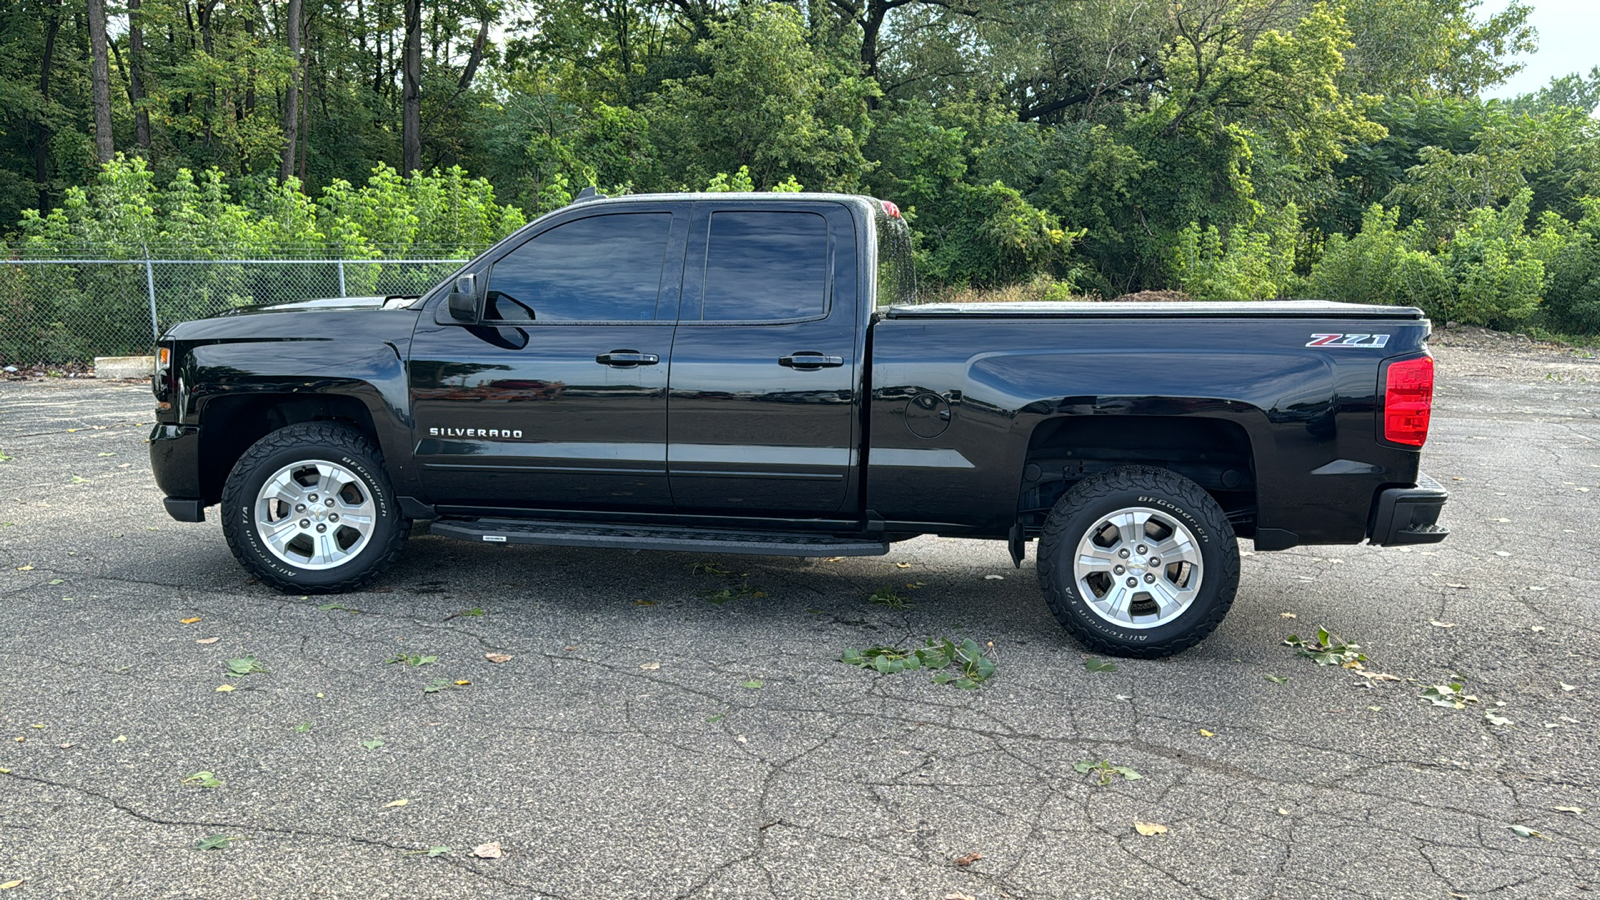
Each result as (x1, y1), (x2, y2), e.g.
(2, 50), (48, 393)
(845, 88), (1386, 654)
(151, 422), (204, 521)
(1368, 472), (1449, 546)
(163, 497), (205, 522)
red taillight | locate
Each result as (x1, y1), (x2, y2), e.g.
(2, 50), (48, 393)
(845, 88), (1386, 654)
(1383, 355), (1434, 447)
(880, 200), (902, 219)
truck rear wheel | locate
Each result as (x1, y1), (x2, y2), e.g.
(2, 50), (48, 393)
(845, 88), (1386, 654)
(1036, 466), (1238, 658)
(221, 422), (410, 593)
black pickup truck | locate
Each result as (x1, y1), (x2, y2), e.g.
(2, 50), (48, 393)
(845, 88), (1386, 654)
(149, 191), (1448, 657)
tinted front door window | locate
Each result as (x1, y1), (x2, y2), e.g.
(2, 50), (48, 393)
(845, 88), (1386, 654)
(486, 213), (673, 322)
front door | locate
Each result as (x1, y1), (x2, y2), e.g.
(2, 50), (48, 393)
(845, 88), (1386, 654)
(409, 207), (687, 511)
(665, 203), (861, 516)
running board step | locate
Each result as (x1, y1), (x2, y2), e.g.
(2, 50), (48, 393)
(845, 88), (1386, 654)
(429, 518), (890, 557)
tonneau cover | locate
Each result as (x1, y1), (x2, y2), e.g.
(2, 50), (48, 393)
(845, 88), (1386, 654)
(881, 300), (1425, 320)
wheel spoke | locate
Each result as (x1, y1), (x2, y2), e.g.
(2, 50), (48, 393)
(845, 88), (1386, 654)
(1114, 511), (1148, 549)
(1148, 579), (1187, 616)
(317, 465), (343, 500)
(263, 519), (300, 555)
(1099, 582), (1132, 622)
(314, 532), (338, 566)
(1077, 546), (1120, 572)
(1151, 531), (1201, 566)
(265, 472), (302, 508)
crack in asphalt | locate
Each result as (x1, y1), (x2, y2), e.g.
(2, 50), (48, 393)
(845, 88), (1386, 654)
(0, 768), (575, 896)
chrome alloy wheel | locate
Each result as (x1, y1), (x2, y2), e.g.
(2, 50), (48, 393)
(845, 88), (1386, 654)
(1073, 506), (1204, 629)
(253, 460), (378, 570)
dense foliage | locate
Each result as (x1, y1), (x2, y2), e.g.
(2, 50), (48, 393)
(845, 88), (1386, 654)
(3, 0), (1600, 333)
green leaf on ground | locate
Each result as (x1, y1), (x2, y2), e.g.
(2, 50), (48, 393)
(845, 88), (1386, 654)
(841, 637), (997, 687)
(1283, 628), (1367, 666)
(1073, 759), (1143, 785)
(224, 656), (265, 677)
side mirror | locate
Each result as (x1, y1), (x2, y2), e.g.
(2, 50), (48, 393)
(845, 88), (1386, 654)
(447, 274), (479, 321)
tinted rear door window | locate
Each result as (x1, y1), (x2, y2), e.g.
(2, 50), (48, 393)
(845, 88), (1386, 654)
(487, 213), (672, 322)
(699, 211), (829, 321)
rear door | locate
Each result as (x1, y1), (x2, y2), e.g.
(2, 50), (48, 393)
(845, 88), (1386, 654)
(408, 205), (687, 511)
(665, 202), (861, 515)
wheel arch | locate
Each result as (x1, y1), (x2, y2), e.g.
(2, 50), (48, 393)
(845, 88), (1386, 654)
(1017, 414), (1260, 538)
(197, 393), (382, 506)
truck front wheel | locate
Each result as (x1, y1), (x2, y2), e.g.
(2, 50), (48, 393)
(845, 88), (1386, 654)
(1036, 466), (1238, 658)
(220, 422), (410, 593)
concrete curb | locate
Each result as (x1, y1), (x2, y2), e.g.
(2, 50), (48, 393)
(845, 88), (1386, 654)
(93, 356), (154, 379)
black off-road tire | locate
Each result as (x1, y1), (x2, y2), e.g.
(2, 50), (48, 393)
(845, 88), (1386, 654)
(220, 422), (410, 594)
(1036, 466), (1239, 659)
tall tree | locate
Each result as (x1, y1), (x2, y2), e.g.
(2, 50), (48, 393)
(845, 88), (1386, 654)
(280, 0), (302, 182)
(403, 0), (423, 174)
(86, 0), (114, 163)
(128, 0), (151, 152)
(35, 0), (64, 212)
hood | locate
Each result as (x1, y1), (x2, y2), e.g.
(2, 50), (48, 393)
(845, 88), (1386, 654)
(220, 295), (421, 315)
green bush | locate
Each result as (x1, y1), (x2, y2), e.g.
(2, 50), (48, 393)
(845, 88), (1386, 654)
(1437, 191), (1544, 328)
(14, 156), (523, 259)
(1304, 196), (1545, 327)
(1170, 206), (1299, 301)
(923, 181), (1081, 288)
(1537, 199), (1600, 333)
(1302, 204), (1451, 312)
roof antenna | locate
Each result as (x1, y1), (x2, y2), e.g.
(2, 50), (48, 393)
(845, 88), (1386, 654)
(573, 186), (607, 204)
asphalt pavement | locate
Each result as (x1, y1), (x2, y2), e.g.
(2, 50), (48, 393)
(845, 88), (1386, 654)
(0, 343), (1596, 899)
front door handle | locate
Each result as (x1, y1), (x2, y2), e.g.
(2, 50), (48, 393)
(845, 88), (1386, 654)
(779, 352), (844, 369)
(596, 350), (660, 367)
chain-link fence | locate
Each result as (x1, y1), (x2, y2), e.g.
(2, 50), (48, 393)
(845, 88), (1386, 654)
(0, 250), (476, 366)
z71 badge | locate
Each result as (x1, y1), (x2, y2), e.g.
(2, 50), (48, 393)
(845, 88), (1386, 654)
(1305, 333), (1390, 348)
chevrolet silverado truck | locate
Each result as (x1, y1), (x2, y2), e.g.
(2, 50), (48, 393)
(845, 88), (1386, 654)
(148, 190), (1448, 658)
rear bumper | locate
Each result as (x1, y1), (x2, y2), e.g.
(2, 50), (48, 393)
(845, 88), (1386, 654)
(1367, 473), (1449, 546)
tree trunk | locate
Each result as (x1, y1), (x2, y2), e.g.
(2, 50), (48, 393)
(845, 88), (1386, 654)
(87, 0), (115, 163)
(402, 0), (422, 175)
(457, 17), (489, 94)
(297, 30), (310, 183)
(128, 0), (151, 151)
(280, 0), (302, 183)
(199, 1), (218, 148)
(37, 0), (62, 212)
(241, 5), (256, 116)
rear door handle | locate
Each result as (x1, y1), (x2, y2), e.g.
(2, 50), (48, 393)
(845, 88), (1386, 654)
(779, 352), (844, 369)
(596, 350), (660, 367)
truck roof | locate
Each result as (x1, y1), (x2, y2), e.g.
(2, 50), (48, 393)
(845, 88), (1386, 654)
(567, 191), (876, 207)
